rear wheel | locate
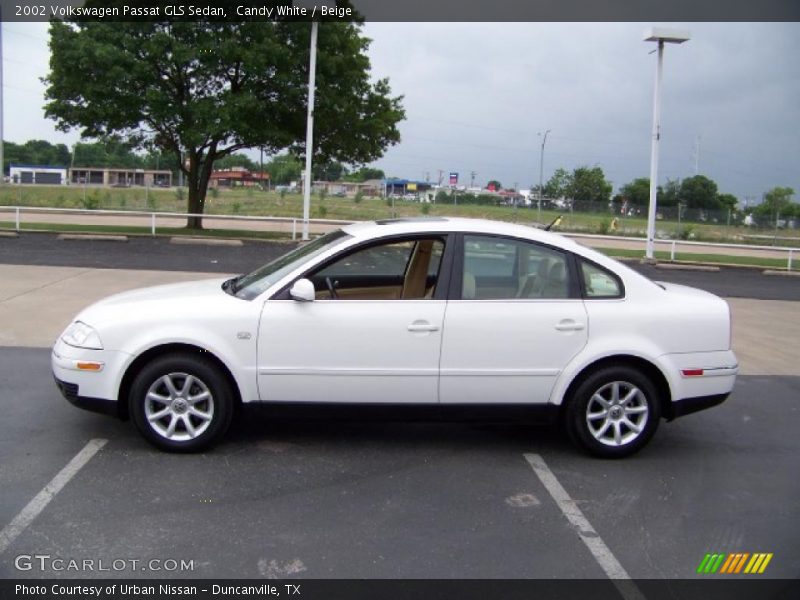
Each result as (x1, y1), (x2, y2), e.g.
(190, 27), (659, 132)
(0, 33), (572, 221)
(565, 365), (661, 458)
(129, 354), (234, 452)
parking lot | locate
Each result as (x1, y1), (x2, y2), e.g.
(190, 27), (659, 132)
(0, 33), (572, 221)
(0, 234), (798, 583)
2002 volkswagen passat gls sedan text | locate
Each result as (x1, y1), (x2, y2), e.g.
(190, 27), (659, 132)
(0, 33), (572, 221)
(53, 218), (737, 457)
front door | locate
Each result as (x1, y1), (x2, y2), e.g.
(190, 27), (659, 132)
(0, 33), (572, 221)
(257, 235), (449, 404)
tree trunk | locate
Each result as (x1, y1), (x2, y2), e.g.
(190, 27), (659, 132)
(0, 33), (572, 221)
(185, 148), (217, 230)
(185, 152), (204, 230)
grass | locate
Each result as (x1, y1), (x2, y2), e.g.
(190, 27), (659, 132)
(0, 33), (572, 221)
(602, 247), (792, 269)
(2, 184), (799, 273)
(0, 221), (292, 241)
(3, 183), (799, 245)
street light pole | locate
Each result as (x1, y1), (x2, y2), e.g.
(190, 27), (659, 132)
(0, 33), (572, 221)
(301, 20), (319, 241)
(538, 129), (550, 224)
(644, 27), (690, 260)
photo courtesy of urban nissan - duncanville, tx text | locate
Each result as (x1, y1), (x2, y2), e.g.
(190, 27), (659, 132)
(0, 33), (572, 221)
(52, 218), (738, 458)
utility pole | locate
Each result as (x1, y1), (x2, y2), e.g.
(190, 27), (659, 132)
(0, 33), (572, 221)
(0, 13), (4, 187)
(693, 135), (701, 175)
(538, 129), (551, 224)
(301, 20), (319, 241)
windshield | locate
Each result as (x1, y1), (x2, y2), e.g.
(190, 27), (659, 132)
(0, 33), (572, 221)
(231, 229), (352, 300)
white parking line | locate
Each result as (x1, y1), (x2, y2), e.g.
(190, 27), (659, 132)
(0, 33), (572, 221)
(0, 439), (108, 554)
(524, 453), (645, 600)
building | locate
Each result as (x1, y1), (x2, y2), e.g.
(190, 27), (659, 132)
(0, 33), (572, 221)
(9, 164), (68, 185)
(69, 167), (172, 187)
(209, 167), (270, 188)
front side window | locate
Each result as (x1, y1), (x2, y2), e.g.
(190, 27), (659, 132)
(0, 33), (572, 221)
(231, 230), (352, 300)
(461, 235), (570, 300)
(309, 237), (446, 300)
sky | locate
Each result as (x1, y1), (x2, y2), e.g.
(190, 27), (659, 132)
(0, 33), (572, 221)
(2, 21), (798, 201)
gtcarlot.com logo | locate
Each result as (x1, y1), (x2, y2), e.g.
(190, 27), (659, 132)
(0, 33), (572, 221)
(697, 552), (773, 575)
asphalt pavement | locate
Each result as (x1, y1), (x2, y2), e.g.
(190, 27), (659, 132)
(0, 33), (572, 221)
(0, 347), (798, 580)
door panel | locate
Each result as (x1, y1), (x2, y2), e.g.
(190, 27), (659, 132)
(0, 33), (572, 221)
(439, 300), (588, 404)
(258, 300), (446, 403)
(440, 233), (587, 404)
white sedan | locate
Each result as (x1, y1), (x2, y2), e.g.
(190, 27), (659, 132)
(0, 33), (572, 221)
(52, 218), (737, 457)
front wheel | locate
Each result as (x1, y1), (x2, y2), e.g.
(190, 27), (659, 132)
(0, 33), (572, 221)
(129, 353), (234, 452)
(565, 365), (661, 458)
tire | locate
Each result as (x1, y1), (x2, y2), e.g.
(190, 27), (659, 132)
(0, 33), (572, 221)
(564, 365), (661, 458)
(129, 353), (234, 452)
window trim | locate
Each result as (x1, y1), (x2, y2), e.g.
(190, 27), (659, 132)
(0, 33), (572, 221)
(271, 232), (456, 301)
(451, 232), (582, 301)
(576, 256), (626, 300)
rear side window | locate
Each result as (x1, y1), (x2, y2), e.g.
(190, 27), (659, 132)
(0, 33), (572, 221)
(580, 260), (623, 298)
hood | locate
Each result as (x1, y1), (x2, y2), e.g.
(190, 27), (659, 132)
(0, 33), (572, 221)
(91, 277), (230, 308)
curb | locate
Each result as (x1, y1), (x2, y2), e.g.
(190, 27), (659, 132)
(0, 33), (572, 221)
(763, 270), (800, 277)
(58, 234), (128, 242)
(0, 231), (19, 238)
(654, 263), (720, 272)
(170, 237), (243, 247)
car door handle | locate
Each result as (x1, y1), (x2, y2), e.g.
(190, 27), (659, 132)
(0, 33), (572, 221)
(407, 320), (440, 333)
(555, 320), (585, 332)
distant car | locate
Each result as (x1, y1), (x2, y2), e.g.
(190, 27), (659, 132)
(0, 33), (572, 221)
(53, 218), (737, 457)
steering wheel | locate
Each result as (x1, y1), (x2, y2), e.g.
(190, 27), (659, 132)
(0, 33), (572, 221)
(325, 276), (339, 299)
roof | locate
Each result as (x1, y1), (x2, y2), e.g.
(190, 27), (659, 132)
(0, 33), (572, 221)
(9, 164), (68, 170)
(341, 217), (582, 250)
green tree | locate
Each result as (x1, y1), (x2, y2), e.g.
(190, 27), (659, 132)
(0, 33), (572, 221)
(755, 186), (796, 218)
(619, 177), (651, 206)
(543, 168), (573, 199)
(659, 178), (681, 207)
(344, 166), (385, 182)
(44, 12), (404, 228)
(570, 166), (612, 203)
(716, 193), (738, 212)
(3, 139), (71, 173)
(213, 153), (259, 172)
(266, 154), (303, 186)
(679, 175), (720, 209)
(313, 161), (348, 182)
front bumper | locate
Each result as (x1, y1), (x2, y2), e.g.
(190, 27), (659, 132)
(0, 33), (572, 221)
(54, 376), (121, 417)
(52, 338), (130, 417)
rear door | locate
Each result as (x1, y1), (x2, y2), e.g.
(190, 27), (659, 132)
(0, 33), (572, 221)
(439, 233), (588, 404)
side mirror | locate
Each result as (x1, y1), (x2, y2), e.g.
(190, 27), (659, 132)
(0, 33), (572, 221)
(289, 278), (315, 302)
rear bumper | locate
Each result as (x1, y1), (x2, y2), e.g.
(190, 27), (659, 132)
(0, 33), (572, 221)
(667, 392), (730, 420)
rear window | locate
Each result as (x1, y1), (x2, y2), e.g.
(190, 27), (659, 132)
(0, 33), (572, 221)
(580, 260), (623, 298)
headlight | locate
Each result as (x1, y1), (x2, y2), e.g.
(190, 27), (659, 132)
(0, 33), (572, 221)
(61, 321), (103, 350)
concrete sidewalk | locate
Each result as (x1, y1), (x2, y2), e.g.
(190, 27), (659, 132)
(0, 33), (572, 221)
(0, 264), (796, 376)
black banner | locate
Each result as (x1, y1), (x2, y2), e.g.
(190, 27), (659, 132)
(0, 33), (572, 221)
(1, 0), (799, 23)
(3, 579), (800, 600)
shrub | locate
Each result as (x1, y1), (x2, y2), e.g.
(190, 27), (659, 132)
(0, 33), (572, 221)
(81, 191), (100, 210)
(209, 187), (219, 198)
(420, 203), (430, 215)
(597, 219), (610, 235)
(354, 191), (364, 204)
(231, 202), (241, 215)
(175, 187), (185, 201)
(317, 204), (328, 218)
(318, 188), (328, 202)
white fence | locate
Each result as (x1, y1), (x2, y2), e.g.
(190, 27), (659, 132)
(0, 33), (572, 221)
(1, 205), (797, 270)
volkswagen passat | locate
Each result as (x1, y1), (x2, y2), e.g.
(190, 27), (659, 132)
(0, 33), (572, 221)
(53, 218), (737, 457)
